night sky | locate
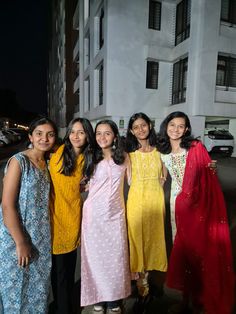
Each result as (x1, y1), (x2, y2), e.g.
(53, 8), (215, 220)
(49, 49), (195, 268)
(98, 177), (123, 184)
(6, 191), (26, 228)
(0, 1), (50, 114)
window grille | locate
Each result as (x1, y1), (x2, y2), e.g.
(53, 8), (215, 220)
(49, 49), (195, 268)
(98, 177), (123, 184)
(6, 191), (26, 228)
(146, 61), (159, 89)
(172, 57), (188, 104)
(216, 55), (236, 88)
(148, 0), (162, 30)
(175, 0), (191, 46)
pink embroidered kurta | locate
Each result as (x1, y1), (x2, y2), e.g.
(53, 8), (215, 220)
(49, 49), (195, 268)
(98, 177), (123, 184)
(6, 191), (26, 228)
(81, 159), (131, 306)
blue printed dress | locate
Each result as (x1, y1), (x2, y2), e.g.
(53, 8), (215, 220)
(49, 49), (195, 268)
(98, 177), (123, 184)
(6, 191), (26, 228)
(0, 153), (52, 314)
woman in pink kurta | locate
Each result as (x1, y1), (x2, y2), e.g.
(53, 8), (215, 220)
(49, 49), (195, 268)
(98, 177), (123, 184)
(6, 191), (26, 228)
(81, 120), (131, 314)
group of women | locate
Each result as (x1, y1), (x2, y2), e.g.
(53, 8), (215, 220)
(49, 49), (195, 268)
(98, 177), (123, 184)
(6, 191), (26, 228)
(0, 111), (234, 314)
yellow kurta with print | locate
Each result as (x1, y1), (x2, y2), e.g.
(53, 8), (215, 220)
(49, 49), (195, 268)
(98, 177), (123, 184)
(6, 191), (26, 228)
(127, 149), (167, 273)
(49, 144), (84, 254)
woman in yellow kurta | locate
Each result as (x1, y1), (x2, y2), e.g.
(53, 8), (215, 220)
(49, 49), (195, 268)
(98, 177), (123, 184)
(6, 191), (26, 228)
(126, 113), (167, 300)
(49, 118), (95, 314)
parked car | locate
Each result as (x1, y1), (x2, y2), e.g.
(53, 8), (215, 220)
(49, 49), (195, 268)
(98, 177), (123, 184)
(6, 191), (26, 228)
(0, 130), (11, 146)
(9, 128), (28, 140)
(4, 129), (22, 141)
(1, 130), (17, 143)
(204, 129), (234, 156)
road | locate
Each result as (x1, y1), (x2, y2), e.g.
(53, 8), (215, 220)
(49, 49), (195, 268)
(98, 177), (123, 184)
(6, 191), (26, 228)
(0, 138), (28, 160)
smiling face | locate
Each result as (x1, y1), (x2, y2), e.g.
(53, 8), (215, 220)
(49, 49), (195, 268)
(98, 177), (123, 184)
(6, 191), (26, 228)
(69, 121), (87, 151)
(29, 123), (56, 152)
(167, 117), (188, 141)
(131, 118), (150, 141)
(95, 123), (115, 150)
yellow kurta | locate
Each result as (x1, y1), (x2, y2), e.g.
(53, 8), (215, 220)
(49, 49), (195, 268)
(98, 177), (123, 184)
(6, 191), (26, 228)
(127, 149), (167, 273)
(49, 145), (84, 254)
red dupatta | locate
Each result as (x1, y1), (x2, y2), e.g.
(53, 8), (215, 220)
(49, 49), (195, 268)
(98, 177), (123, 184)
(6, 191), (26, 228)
(166, 141), (234, 314)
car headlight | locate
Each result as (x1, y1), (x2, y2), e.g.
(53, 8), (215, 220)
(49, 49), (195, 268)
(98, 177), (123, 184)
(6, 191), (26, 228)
(208, 135), (215, 139)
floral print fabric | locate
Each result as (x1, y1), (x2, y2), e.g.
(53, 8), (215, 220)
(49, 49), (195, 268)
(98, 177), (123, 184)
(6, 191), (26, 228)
(0, 153), (51, 313)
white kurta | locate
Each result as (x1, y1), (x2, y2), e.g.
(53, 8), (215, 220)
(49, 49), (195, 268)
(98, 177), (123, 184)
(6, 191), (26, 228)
(161, 150), (187, 240)
(80, 159), (131, 306)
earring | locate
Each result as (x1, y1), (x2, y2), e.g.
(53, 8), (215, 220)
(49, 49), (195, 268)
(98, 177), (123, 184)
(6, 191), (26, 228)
(112, 141), (116, 149)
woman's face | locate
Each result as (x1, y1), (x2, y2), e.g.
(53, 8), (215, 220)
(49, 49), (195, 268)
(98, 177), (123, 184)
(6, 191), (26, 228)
(69, 122), (87, 150)
(167, 117), (188, 141)
(29, 123), (56, 152)
(95, 123), (115, 149)
(131, 118), (150, 141)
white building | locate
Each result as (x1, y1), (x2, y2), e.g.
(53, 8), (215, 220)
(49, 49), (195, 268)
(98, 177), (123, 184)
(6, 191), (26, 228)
(49, 0), (236, 155)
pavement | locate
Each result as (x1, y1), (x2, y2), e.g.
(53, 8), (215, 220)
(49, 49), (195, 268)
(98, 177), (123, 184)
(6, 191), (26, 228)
(78, 279), (181, 314)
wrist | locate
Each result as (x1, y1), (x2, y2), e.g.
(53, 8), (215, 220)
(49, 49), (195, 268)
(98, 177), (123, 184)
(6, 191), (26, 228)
(15, 239), (28, 246)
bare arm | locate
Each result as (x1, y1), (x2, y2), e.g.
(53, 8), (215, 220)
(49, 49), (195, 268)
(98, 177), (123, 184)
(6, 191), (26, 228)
(124, 153), (131, 185)
(2, 158), (32, 267)
(160, 161), (168, 187)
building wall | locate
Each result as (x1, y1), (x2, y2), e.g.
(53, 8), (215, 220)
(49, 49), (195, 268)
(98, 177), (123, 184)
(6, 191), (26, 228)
(65, 0), (78, 125)
(48, 0), (66, 134)
(105, 0), (175, 119)
(50, 0), (236, 153)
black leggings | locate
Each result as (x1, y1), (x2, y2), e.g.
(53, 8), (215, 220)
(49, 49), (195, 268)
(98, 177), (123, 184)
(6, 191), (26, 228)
(51, 249), (77, 314)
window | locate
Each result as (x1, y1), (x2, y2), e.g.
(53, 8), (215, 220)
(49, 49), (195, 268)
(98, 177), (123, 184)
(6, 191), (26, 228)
(172, 57), (188, 104)
(84, 78), (90, 111)
(94, 7), (104, 55)
(146, 61), (159, 89)
(175, 0), (191, 46)
(84, 0), (90, 25)
(99, 8), (104, 49)
(74, 62), (79, 81)
(148, 0), (161, 30)
(74, 89), (80, 112)
(98, 62), (104, 105)
(84, 33), (90, 69)
(94, 62), (104, 106)
(216, 55), (236, 88)
(221, 0), (236, 24)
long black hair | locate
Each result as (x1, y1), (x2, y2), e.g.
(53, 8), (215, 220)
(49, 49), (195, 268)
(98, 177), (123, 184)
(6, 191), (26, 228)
(156, 111), (195, 154)
(125, 112), (157, 152)
(59, 117), (95, 177)
(94, 120), (125, 165)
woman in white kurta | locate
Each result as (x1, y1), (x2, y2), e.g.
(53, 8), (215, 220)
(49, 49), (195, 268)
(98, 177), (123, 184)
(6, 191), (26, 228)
(161, 150), (187, 240)
(80, 120), (131, 314)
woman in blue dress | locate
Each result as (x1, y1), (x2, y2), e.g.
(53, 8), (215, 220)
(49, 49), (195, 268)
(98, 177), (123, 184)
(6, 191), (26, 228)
(0, 117), (57, 314)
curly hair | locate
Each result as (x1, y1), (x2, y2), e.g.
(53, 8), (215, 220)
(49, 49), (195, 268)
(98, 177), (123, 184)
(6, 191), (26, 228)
(156, 111), (195, 154)
(59, 117), (95, 177)
(94, 120), (125, 165)
(125, 112), (157, 152)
